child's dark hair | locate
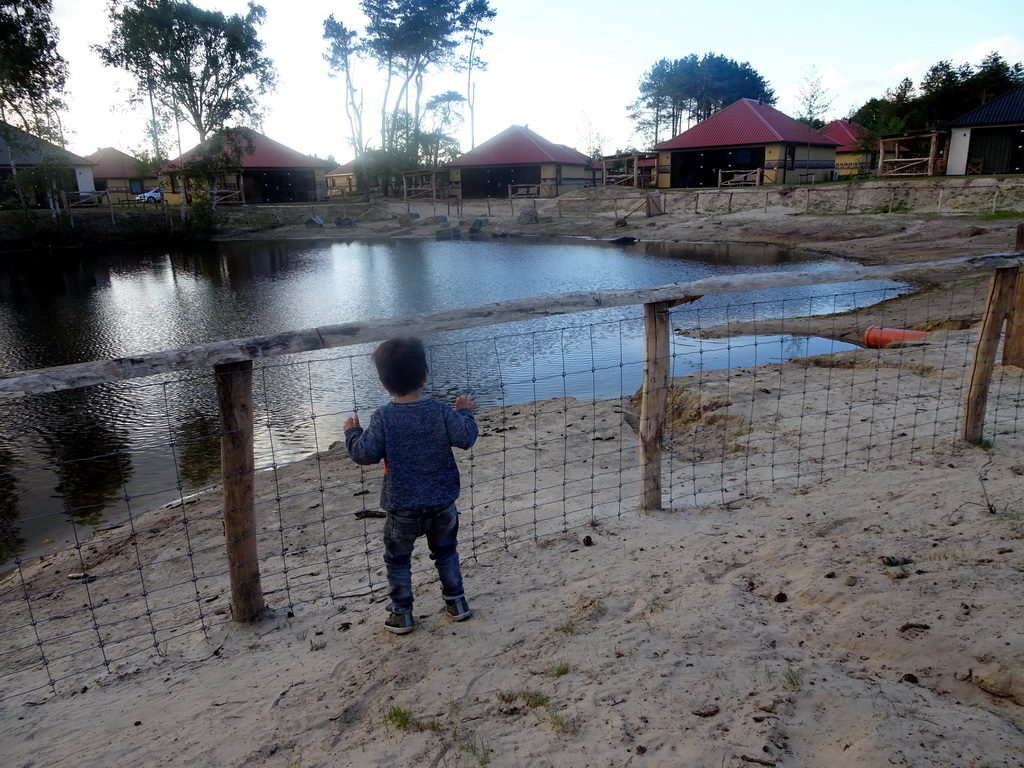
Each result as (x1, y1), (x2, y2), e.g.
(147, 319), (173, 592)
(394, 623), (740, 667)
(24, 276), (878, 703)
(373, 337), (428, 396)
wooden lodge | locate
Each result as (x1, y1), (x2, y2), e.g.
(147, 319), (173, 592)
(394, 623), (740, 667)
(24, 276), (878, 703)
(326, 161), (359, 196)
(169, 129), (329, 204)
(447, 125), (591, 199)
(819, 120), (874, 177)
(947, 84), (1024, 176)
(85, 147), (162, 204)
(654, 99), (840, 189)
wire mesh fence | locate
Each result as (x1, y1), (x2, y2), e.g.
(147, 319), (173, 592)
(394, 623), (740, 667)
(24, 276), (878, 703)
(1, 264), (1022, 703)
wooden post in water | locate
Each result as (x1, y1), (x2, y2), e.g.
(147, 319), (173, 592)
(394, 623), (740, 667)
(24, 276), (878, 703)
(215, 360), (266, 621)
(963, 267), (1019, 444)
(1002, 224), (1024, 367)
(640, 301), (672, 510)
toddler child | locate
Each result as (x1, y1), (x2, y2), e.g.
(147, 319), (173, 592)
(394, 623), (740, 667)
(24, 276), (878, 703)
(344, 337), (478, 634)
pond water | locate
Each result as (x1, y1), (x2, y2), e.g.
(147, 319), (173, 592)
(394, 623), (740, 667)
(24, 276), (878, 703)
(0, 237), (907, 561)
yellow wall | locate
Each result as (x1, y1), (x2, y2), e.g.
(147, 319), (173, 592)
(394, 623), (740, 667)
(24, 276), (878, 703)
(835, 150), (872, 176)
(96, 175), (162, 203)
(327, 173), (358, 193)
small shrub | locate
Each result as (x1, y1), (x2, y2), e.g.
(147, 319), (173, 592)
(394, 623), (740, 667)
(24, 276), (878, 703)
(384, 705), (412, 730)
(549, 659), (571, 678)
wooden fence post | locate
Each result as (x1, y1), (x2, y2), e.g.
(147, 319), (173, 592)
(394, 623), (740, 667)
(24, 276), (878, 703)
(215, 360), (266, 621)
(640, 301), (672, 510)
(963, 267), (1019, 444)
(1002, 224), (1024, 367)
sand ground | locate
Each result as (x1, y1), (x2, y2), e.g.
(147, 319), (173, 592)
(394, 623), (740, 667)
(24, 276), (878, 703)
(2, 192), (1024, 767)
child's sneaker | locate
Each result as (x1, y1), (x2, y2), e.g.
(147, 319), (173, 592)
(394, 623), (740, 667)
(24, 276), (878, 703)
(444, 596), (472, 621)
(383, 611), (415, 634)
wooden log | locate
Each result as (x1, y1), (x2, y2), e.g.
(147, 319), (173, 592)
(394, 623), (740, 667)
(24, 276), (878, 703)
(3, 252), (1024, 399)
(963, 267), (1019, 444)
(215, 360), (266, 621)
(640, 301), (672, 510)
(1002, 223), (1024, 367)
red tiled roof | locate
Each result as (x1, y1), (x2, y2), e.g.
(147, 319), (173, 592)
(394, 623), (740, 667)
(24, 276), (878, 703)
(327, 161), (356, 175)
(819, 120), (869, 152)
(655, 99), (841, 150)
(85, 147), (155, 179)
(171, 129), (328, 169)
(448, 125), (590, 167)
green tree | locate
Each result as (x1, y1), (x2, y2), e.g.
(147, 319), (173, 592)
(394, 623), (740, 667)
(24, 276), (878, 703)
(851, 52), (1024, 134)
(796, 67), (834, 129)
(324, 0), (495, 195)
(457, 0), (495, 149)
(0, 0), (68, 141)
(323, 15), (369, 199)
(95, 0), (277, 144)
(421, 90), (464, 167)
(628, 53), (775, 147)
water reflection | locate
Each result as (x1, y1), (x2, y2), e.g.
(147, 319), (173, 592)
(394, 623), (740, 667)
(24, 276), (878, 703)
(0, 237), (905, 560)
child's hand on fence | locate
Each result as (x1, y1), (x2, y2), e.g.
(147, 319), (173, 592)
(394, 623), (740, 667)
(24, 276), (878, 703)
(344, 414), (360, 431)
(455, 394), (476, 412)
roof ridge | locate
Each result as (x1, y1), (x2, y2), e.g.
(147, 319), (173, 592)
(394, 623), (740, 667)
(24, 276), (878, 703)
(742, 99), (783, 141)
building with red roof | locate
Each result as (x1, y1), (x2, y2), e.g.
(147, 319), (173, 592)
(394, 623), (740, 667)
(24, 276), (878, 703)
(169, 129), (329, 204)
(326, 160), (358, 195)
(447, 125), (591, 199)
(654, 99), (840, 188)
(818, 120), (874, 177)
(85, 147), (160, 203)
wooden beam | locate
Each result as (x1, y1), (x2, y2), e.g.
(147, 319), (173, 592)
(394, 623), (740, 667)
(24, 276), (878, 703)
(3, 252), (1024, 399)
(640, 301), (672, 510)
(1002, 223), (1024, 367)
(963, 267), (1019, 444)
(215, 360), (266, 621)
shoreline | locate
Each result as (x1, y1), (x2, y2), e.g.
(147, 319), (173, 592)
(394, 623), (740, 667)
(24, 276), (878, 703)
(216, 200), (1020, 346)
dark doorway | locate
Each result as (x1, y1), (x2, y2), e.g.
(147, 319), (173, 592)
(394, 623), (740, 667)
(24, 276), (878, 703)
(669, 147), (766, 188)
(243, 170), (317, 203)
(969, 127), (1024, 174)
(460, 165), (541, 198)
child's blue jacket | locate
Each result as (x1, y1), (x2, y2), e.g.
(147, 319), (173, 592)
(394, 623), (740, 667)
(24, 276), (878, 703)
(344, 398), (478, 512)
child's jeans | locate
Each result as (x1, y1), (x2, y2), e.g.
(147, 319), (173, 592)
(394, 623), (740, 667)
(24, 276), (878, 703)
(382, 501), (465, 614)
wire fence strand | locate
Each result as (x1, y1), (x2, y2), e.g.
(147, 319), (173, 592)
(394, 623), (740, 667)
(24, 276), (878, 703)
(1, 276), (1021, 702)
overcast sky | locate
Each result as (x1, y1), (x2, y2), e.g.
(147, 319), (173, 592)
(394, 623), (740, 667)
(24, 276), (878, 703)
(51, 0), (1024, 163)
